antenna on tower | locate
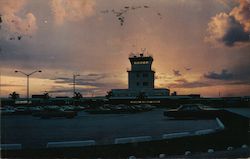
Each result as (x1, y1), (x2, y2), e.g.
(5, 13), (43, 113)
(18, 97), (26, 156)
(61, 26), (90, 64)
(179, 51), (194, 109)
(141, 48), (146, 53)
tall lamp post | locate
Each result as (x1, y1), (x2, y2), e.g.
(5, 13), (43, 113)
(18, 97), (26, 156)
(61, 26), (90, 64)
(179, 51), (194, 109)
(15, 70), (42, 103)
(73, 74), (80, 97)
(0, 71), (2, 107)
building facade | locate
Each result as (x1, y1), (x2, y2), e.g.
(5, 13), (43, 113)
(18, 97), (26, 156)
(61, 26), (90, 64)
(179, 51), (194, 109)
(110, 53), (170, 100)
(128, 54), (155, 90)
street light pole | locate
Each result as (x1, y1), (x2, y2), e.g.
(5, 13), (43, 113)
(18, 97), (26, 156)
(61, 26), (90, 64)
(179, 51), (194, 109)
(15, 70), (42, 103)
(73, 74), (80, 97)
(27, 75), (30, 103)
(0, 71), (2, 107)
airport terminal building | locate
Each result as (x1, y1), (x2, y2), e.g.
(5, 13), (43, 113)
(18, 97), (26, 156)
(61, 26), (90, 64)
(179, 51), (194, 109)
(109, 53), (171, 104)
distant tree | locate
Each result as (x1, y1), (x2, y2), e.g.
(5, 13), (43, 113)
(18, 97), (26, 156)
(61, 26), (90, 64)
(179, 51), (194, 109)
(171, 91), (177, 96)
(9, 92), (20, 101)
(43, 92), (50, 100)
(73, 92), (83, 99)
(42, 92), (50, 105)
(106, 91), (113, 99)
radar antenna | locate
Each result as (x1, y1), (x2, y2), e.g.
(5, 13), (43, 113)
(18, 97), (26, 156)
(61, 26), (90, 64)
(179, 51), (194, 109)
(141, 48), (146, 53)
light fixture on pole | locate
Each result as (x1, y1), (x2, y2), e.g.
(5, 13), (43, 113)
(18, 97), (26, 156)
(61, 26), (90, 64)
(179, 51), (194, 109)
(15, 70), (42, 103)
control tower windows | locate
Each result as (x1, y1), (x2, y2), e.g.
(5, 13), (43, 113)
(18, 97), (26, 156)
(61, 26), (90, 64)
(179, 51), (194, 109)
(134, 61), (149, 64)
(136, 73), (140, 78)
(143, 73), (148, 77)
(128, 54), (154, 89)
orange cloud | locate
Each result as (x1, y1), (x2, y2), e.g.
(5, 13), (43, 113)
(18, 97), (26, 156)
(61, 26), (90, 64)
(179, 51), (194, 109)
(230, 0), (250, 31)
(0, 0), (37, 38)
(50, 0), (96, 26)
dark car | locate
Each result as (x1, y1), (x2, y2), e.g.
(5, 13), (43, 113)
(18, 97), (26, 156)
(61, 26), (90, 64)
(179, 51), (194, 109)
(32, 107), (77, 119)
(40, 110), (77, 119)
(163, 104), (217, 119)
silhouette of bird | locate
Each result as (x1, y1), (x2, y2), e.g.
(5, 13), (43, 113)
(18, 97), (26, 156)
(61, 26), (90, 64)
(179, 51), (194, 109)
(100, 4), (156, 26)
(185, 67), (192, 71)
(173, 70), (182, 76)
(157, 12), (162, 19)
(100, 10), (109, 14)
(0, 15), (31, 41)
(118, 16), (125, 26)
(131, 6), (141, 10)
(110, 8), (129, 26)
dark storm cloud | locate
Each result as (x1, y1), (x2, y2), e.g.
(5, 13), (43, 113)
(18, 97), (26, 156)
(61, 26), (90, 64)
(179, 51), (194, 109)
(48, 75), (125, 96)
(53, 73), (108, 83)
(169, 64), (250, 89)
(0, 38), (71, 70)
(204, 69), (233, 80)
(52, 73), (124, 89)
(228, 81), (250, 85)
(205, 0), (250, 46)
(87, 73), (100, 76)
(204, 61), (250, 85)
(54, 77), (105, 87)
(46, 84), (106, 97)
(48, 87), (97, 94)
(222, 16), (249, 46)
(178, 81), (211, 88)
(87, 73), (108, 80)
(168, 78), (211, 88)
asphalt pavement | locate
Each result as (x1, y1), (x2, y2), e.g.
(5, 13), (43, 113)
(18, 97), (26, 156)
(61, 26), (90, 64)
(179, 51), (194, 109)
(1, 109), (219, 148)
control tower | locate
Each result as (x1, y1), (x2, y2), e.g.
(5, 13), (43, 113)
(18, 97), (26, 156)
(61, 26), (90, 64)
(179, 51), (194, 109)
(110, 51), (170, 101)
(127, 54), (155, 90)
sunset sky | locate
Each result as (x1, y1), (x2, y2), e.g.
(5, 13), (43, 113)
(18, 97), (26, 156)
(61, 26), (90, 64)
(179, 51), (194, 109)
(0, 0), (249, 98)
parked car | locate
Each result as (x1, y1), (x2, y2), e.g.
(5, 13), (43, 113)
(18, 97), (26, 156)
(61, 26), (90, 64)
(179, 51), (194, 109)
(85, 104), (155, 114)
(163, 104), (218, 119)
(40, 110), (77, 119)
(32, 106), (77, 119)
(14, 106), (31, 115)
(0, 107), (15, 115)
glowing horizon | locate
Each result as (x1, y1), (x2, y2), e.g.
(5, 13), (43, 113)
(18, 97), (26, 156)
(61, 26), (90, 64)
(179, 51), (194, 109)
(0, 0), (249, 98)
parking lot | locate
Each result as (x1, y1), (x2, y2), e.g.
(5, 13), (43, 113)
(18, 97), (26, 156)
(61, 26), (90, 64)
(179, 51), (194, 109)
(1, 109), (220, 148)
